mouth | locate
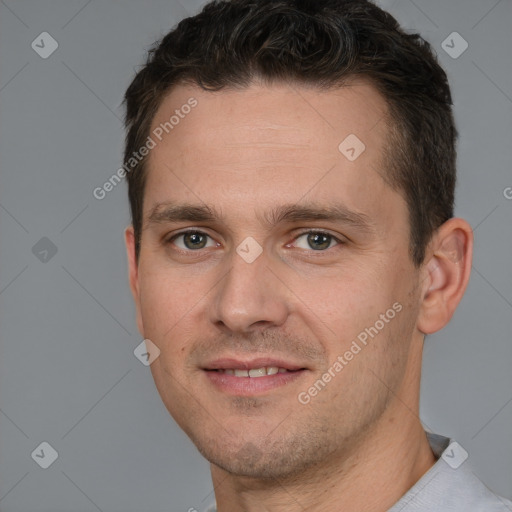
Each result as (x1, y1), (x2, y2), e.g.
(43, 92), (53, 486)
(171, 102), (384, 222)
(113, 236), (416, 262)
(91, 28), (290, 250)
(210, 366), (300, 377)
(203, 358), (308, 395)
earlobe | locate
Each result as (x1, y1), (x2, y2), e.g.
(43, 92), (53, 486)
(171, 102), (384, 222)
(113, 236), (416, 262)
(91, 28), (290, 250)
(417, 218), (473, 335)
(124, 225), (145, 337)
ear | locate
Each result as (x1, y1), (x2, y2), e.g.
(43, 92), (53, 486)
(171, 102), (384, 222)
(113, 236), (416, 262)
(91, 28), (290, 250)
(125, 225), (144, 337)
(416, 217), (473, 335)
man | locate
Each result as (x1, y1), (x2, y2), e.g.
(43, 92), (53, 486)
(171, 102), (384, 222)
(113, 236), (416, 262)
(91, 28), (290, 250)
(123, 0), (511, 510)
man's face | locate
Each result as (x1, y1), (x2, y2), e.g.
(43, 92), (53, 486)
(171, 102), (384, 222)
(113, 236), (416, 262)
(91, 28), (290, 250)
(126, 81), (426, 479)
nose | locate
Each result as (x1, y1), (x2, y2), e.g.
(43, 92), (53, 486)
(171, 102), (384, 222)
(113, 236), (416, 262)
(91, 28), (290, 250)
(209, 244), (290, 334)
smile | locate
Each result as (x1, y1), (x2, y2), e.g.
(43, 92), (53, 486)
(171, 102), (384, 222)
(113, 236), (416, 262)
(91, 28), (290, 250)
(213, 367), (294, 377)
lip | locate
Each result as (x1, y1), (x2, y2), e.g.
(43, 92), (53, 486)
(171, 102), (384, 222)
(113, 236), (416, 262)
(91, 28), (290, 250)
(204, 368), (307, 395)
(203, 357), (306, 371)
(202, 357), (308, 396)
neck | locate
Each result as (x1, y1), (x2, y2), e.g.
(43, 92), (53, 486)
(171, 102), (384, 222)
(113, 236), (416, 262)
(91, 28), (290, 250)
(210, 358), (436, 512)
(212, 415), (435, 512)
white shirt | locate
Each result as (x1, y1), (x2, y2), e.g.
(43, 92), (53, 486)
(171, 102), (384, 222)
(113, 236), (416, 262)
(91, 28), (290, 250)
(388, 432), (512, 511)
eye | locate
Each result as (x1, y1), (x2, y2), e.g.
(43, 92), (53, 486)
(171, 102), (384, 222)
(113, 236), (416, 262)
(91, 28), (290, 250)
(168, 230), (218, 250)
(292, 231), (342, 251)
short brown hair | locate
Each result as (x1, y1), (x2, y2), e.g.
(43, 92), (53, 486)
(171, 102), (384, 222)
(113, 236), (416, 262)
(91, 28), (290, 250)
(123, 0), (457, 266)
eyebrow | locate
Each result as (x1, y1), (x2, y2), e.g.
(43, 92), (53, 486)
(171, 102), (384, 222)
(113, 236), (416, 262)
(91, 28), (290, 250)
(146, 201), (376, 234)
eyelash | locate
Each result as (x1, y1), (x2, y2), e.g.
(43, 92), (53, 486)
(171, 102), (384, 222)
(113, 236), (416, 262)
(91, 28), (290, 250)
(166, 229), (345, 252)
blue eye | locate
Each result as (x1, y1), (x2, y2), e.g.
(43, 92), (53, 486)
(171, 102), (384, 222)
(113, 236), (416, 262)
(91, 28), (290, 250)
(293, 231), (341, 251)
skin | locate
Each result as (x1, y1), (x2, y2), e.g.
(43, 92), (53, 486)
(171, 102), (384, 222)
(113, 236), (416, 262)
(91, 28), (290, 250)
(125, 80), (473, 512)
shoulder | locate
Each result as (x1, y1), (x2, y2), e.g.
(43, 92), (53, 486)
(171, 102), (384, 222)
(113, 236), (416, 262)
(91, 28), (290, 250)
(388, 433), (512, 512)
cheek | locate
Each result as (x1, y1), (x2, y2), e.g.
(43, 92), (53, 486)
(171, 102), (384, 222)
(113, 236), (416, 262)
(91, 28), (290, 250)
(293, 266), (383, 329)
(137, 269), (197, 352)
(290, 258), (411, 363)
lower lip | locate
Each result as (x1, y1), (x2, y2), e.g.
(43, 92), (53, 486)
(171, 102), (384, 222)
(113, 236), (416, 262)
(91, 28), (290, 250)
(204, 369), (307, 395)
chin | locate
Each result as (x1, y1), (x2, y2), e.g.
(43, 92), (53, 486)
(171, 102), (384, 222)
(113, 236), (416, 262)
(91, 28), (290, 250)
(192, 431), (329, 480)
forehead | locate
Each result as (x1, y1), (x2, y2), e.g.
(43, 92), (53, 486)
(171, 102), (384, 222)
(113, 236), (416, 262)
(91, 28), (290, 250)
(143, 80), (403, 232)
(149, 79), (388, 156)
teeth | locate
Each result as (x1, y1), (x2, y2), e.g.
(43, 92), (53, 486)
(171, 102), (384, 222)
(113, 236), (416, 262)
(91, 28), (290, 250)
(249, 367), (266, 377)
(218, 366), (288, 377)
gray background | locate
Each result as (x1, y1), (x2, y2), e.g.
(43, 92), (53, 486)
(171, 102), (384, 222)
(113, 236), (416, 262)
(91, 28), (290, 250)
(0, 0), (511, 511)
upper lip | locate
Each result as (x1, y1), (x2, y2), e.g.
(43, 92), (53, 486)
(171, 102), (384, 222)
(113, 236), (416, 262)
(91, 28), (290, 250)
(203, 357), (306, 371)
